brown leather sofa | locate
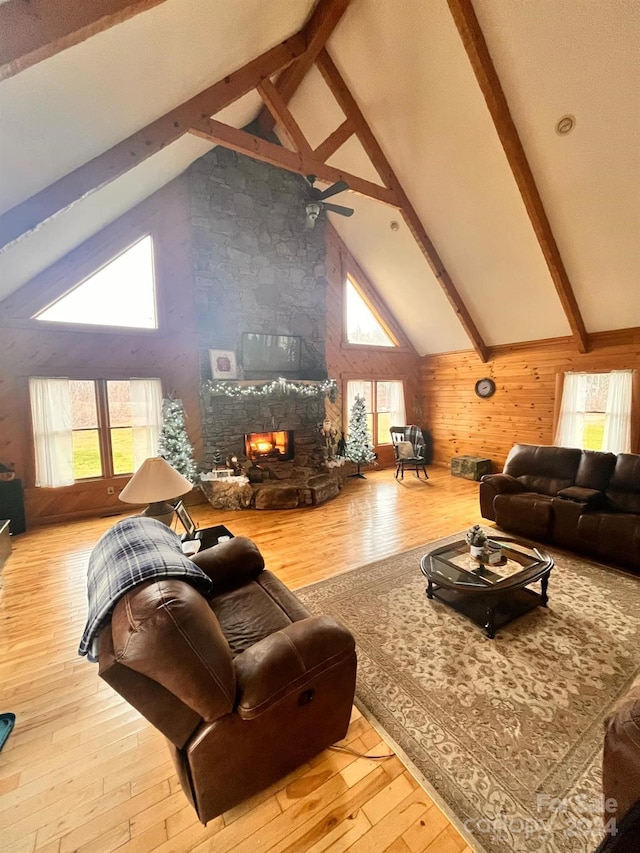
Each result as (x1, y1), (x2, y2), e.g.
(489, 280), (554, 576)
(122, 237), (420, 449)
(480, 444), (640, 574)
(96, 531), (357, 824)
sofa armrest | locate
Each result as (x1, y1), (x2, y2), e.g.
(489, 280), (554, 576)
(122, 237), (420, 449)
(480, 473), (524, 520)
(481, 473), (524, 493)
(103, 578), (236, 726)
(557, 486), (605, 507)
(234, 615), (356, 720)
(190, 536), (265, 588)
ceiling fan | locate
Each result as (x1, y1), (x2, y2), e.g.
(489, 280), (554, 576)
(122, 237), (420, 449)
(304, 175), (354, 228)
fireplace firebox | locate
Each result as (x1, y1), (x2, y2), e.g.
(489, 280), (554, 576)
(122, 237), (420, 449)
(244, 430), (294, 462)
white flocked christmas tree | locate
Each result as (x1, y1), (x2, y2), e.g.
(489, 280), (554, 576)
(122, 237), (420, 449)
(345, 395), (376, 477)
(157, 398), (197, 484)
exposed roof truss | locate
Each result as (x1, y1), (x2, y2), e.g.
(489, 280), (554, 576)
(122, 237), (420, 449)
(0, 0), (591, 360)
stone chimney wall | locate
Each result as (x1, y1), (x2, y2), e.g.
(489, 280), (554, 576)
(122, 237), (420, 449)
(187, 143), (330, 470)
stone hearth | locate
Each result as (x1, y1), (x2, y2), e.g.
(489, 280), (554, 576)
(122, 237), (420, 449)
(200, 381), (343, 509)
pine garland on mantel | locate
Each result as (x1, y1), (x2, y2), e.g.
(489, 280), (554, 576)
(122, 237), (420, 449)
(202, 377), (338, 403)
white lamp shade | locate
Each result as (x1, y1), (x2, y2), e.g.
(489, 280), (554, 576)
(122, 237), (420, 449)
(119, 457), (193, 505)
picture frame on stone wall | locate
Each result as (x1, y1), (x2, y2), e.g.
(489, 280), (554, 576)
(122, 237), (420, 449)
(209, 349), (237, 380)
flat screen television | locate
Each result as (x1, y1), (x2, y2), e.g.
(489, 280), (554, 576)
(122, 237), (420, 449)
(242, 333), (301, 373)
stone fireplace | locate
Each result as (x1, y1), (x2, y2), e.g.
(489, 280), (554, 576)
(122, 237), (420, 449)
(188, 134), (343, 508)
(198, 380), (341, 508)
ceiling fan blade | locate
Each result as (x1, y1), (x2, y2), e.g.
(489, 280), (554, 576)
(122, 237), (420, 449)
(317, 180), (349, 201)
(323, 202), (354, 217)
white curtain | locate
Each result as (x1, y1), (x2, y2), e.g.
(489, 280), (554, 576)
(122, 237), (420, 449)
(384, 380), (405, 426)
(29, 377), (74, 487)
(602, 370), (633, 454)
(130, 379), (163, 469)
(554, 372), (587, 448)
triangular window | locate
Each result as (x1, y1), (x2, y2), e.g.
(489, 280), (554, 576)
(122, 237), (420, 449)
(34, 235), (157, 329)
(345, 276), (395, 347)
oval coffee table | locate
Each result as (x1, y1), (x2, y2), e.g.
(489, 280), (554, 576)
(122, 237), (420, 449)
(420, 536), (553, 638)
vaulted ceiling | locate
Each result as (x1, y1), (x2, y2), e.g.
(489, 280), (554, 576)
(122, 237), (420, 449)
(1, 0), (638, 359)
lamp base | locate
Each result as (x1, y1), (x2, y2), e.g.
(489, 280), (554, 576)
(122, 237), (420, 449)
(142, 501), (175, 527)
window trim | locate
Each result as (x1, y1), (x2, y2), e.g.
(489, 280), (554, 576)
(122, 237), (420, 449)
(553, 369), (637, 453)
(343, 377), (407, 447)
(33, 234), (158, 332)
(344, 274), (399, 348)
(27, 372), (164, 487)
(0, 210), (167, 333)
(338, 249), (415, 354)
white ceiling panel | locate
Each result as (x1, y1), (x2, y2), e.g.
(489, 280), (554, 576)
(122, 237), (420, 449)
(328, 194), (470, 355)
(473, 0), (640, 333)
(0, 0), (313, 214)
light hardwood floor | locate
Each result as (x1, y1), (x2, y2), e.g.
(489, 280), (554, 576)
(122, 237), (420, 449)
(0, 466), (482, 853)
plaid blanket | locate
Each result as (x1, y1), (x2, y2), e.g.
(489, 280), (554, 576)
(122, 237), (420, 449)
(406, 425), (425, 455)
(78, 516), (213, 662)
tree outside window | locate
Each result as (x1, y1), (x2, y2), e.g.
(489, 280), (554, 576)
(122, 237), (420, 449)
(345, 379), (405, 445)
(30, 377), (163, 486)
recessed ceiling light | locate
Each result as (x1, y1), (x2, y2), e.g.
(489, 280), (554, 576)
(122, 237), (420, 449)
(390, 220), (400, 231)
(555, 115), (576, 135)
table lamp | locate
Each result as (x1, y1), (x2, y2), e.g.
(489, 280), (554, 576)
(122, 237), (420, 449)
(119, 456), (193, 526)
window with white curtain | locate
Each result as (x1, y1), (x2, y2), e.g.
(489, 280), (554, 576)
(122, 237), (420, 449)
(554, 370), (633, 454)
(345, 379), (405, 445)
(29, 377), (163, 487)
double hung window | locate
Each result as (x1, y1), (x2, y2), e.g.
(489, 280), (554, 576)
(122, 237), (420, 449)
(554, 370), (633, 453)
(29, 377), (163, 487)
(345, 380), (406, 445)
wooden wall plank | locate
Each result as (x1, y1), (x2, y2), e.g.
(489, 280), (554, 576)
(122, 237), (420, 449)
(421, 338), (640, 470)
(0, 178), (201, 525)
(0, 0), (168, 81)
(325, 225), (421, 468)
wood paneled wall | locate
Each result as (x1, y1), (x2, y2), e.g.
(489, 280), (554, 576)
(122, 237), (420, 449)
(421, 331), (640, 470)
(325, 226), (421, 468)
(0, 178), (202, 524)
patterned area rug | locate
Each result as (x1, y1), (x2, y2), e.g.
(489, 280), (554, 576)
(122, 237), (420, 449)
(296, 533), (640, 853)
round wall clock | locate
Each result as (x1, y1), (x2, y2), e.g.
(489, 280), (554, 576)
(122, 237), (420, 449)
(474, 378), (496, 398)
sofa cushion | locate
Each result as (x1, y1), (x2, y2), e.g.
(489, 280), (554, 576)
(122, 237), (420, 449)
(575, 449), (617, 491)
(503, 444), (582, 496)
(494, 492), (554, 541)
(606, 454), (640, 514)
(209, 569), (310, 656)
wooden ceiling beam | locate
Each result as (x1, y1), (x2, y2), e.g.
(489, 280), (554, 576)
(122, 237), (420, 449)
(315, 48), (489, 362)
(447, 0), (588, 354)
(0, 0), (168, 82)
(313, 119), (354, 162)
(0, 34), (307, 254)
(257, 0), (352, 137)
(189, 118), (398, 208)
(257, 79), (313, 157)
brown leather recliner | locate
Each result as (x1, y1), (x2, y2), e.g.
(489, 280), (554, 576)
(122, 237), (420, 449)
(97, 535), (357, 824)
(598, 676), (640, 851)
